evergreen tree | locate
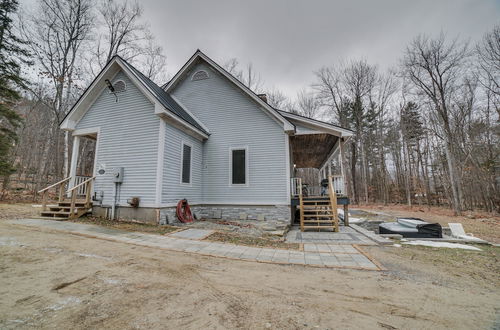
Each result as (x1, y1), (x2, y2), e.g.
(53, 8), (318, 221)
(0, 0), (29, 175)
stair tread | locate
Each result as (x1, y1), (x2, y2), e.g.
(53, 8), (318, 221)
(302, 214), (335, 217)
(302, 220), (336, 223)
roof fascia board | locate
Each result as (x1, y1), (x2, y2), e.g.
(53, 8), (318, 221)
(281, 112), (354, 137)
(165, 51), (295, 132)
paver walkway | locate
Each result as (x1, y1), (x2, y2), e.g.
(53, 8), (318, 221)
(6, 219), (380, 270)
(286, 226), (377, 245)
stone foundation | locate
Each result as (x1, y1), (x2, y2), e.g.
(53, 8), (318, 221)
(160, 205), (291, 225)
(93, 204), (292, 226)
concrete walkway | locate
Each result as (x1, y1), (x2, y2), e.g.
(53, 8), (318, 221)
(6, 219), (381, 271)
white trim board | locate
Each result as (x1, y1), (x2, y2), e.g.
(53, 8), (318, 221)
(155, 120), (166, 204)
(279, 111), (354, 137)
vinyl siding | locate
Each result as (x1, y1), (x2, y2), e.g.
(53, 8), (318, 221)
(171, 63), (289, 204)
(75, 71), (160, 206)
(162, 123), (203, 204)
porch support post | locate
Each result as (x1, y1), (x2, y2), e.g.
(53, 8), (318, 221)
(68, 135), (81, 192)
(339, 138), (348, 196)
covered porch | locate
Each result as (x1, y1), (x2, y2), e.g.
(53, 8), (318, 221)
(280, 111), (353, 231)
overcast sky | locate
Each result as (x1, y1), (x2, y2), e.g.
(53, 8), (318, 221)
(141, 0), (499, 97)
(21, 0), (500, 98)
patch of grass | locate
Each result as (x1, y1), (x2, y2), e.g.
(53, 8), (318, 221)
(72, 216), (179, 235)
(390, 244), (500, 285)
(204, 231), (300, 250)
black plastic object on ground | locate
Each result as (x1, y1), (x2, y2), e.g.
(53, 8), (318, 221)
(379, 218), (442, 238)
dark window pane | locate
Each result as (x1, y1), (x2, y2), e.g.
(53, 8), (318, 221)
(232, 149), (246, 184)
(182, 144), (191, 183)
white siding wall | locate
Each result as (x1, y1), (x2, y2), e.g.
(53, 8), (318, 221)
(75, 72), (160, 206)
(171, 63), (289, 204)
(162, 123), (203, 204)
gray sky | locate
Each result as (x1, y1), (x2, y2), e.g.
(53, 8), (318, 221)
(142, 0), (499, 97)
(21, 0), (500, 98)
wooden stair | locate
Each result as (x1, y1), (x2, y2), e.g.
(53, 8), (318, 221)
(40, 200), (92, 219)
(298, 176), (340, 232)
(37, 176), (95, 221)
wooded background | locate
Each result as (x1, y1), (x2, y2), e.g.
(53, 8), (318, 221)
(1, 0), (498, 215)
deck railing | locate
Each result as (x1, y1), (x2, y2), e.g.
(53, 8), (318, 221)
(75, 175), (92, 196)
(67, 176), (95, 219)
(291, 175), (346, 197)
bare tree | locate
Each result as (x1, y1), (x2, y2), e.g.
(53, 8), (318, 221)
(402, 33), (471, 214)
(89, 0), (167, 82)
(476, 25), (500, 117)
(295, 89), (321, 118)
(265, 87), (294, 111)
(223, 58), (264, 92)
(21, 0), (94, 179)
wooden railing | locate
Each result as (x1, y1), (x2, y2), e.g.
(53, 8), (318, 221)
(297, 177), (304, 232)
(291, 175), (346, 197)
(38, 177), (71, 211)
(75, 175), (92, 196)
(327, 175), (340, 232)
(66, 176), (95, 219)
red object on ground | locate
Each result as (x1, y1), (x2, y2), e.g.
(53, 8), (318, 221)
(176, 199), (194, 223)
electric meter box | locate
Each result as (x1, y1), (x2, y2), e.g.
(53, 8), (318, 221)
(112, 167), (124, 183)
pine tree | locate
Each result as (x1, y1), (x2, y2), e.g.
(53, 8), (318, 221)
(0, 0), (29, 176)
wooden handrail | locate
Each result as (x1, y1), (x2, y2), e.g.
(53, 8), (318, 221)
(67, 176), (95, 193)
(38, 177), (71, 194)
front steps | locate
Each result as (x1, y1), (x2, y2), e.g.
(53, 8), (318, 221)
(300, 197), (339, 232)
(40, 200), (92, 220)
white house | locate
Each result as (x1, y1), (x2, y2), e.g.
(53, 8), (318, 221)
(46, 50), (353, 227)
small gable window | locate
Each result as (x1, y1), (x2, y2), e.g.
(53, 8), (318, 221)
(192, 70), (209, 81)
(112, 80), (126, 93)
(181, 143), (192, 184)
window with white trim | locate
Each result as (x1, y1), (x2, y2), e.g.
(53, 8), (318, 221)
(181, 143), (191, 184)
(231, 148), (247, 185)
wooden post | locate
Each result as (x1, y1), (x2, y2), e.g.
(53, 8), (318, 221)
(85, 180), (92, 208)
(41, 191), (48, 211)
(328, 175), (339, 232)
(69, 190), (77, 219)
(58, 182), (65, 202)
(343, 204), (349, 226)
(68, 135), (80, 196)
(298, 178), (304, 232)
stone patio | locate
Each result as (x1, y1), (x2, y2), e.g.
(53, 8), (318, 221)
(7, 219), (381, 270)
(285, 226), (378, 245)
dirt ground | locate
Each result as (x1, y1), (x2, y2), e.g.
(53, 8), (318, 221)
(1, 219), (499, 329)
(355, 204), (500, 243)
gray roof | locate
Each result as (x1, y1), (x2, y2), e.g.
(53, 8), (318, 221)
(119, 57), (208, 135)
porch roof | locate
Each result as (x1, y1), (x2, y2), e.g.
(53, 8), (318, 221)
(290, 133), (339, 168)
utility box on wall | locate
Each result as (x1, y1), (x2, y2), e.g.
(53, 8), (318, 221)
(112, 167), (124, 183)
